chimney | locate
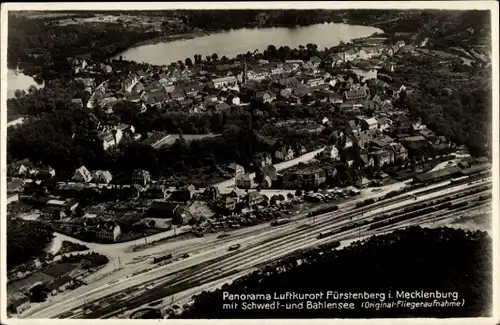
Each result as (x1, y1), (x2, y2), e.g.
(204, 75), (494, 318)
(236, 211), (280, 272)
(343, 51), (346, 63)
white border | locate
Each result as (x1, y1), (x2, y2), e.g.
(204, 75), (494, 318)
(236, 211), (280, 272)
(1, 2), (499, 325)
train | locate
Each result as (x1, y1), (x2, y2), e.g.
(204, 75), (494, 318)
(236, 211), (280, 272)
(153, 254), (172, 263)
(228, 243), (241, 251)
(271, 218), (291, 226)
(450, 201), (469, 209)
(307, 205), (339, 218)
(451, 176), (469, 183)
(318, 229), (338, 239)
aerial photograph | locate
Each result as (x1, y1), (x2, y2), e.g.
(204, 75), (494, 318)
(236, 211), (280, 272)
(2, 3), (496, 321)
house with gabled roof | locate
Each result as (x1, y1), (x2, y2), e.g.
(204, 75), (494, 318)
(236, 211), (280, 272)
(73, 166), (92, 183)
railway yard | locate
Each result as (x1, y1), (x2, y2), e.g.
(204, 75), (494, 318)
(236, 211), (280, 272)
(23, 173), (492, 319)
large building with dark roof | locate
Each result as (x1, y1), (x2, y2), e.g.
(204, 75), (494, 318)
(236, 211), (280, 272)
(413, 167), (461, 183)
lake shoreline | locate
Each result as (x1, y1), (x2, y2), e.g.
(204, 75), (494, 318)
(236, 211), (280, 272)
(118, 23), (384, 60)
(116, 23), (383, 66)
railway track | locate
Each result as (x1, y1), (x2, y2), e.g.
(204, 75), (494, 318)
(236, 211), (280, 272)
(77, 188), (490, 319)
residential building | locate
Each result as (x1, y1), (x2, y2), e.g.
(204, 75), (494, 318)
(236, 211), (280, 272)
(246, 191), (265, 206)
(254, 152), (273, 168)
(343, 89), (368, 103)
(371, 149), (394, 168)
(96, 223), (121, 242)
(295, 168), (327, 186)
(45, 276), (74, 296)
(293, 86), (312, 98)
(308, 56), (322, 67)
(143, 185), (169, 200)
(330, 54), (343, 67)
(285, 59), (304, 65)
(132, 169), (151, 186)
(261, 175), (273, 189)
(146, 90), (169, 107)
(217, 196), (237, 211)
(203, 185), (220, 202)
(212, 76), (238, 89)
(275, 146), (295, 162)
(391, 143), (409, 161)
(356, 177), (371, 189)
(171, 184), (197, 202)
(360, 152), (375, 167)
(255, 91), (277, 104)
(344, 49), (358, 62)
(71, 98), (84, 108)
(146, 202), (191, 224)
(92, 170), (113, 184)
(260, 165), (278, 181)
(168, 89), (186, 101)
(214, 102), (231, 112)
(363, 94), (383, 111)
(226, 93), (241, 106)
(236, 174), (253, 189)
(8, 295), (31, 315)
(122, 74), (139, 93)
(347, 120), (361, 136)
(378, 117), (392, 131)
(360, 117), (378, 131)
(304, 77), (324, 87)
(100, 128), (123, 150)
(228, 163), (245, 178)
(73, 166), (92, 183)
(321, 146), (339, 160)
(186, 200), (215, 220)
(345, 135), (354, 148)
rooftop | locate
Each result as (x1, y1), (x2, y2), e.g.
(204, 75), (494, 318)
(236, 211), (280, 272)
(414, 167), (461, 182)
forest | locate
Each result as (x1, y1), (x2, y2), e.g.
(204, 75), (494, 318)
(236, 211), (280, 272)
(179, 226), (492, 318)
(7, 14), (162, 76)
(392, 54), (491, 157)
(179, 10), (345, 31)
(7, 219), (55, 271)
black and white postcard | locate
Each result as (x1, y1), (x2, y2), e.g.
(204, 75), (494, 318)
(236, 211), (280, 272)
(1, 2), (498, 324)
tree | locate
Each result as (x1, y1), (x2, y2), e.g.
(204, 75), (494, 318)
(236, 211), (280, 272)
(287, 193), (294, 199)
(211, 53), (219, 61)
(295, 189), (303, 197)
(185, 57), (193, 67)
(205, 55), (211, 62)
(14, 89), (25, 98)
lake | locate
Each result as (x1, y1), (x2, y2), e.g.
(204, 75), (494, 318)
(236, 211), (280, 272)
(116, 23), (382, 66)
(7, 68), (44, 99)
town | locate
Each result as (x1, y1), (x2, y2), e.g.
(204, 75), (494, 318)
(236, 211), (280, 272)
(4, 7), (494, 320)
